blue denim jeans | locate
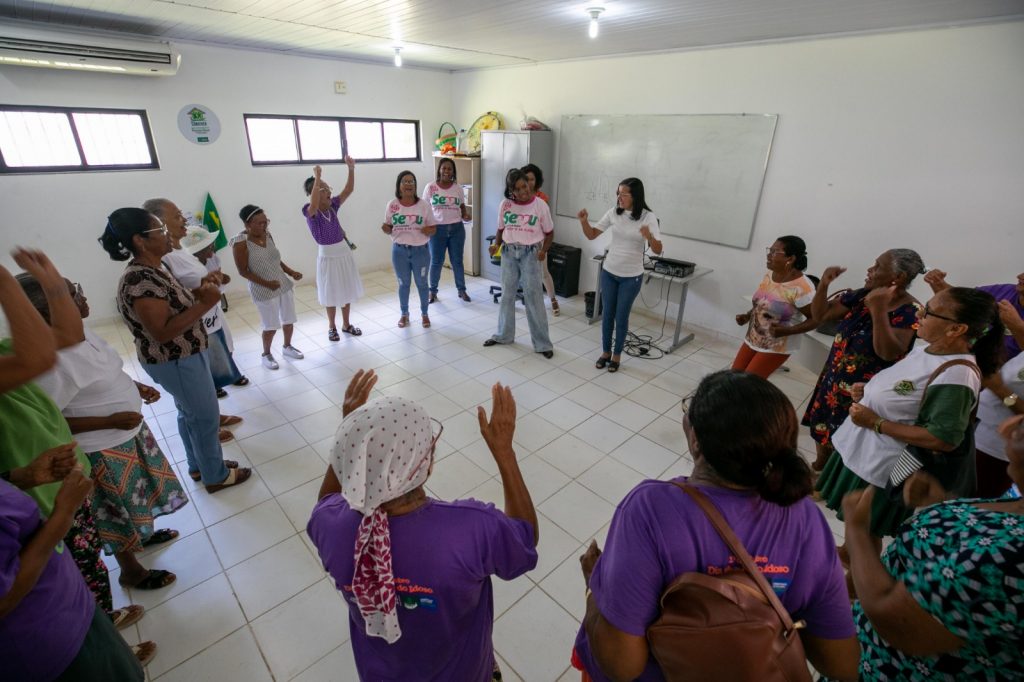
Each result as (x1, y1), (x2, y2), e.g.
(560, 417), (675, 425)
(207, 327), (243, 388)
(491, 242), (553, 352)
(392, 243), (430, 316)
(428, 222), (467, 294)
(601, 269), (643, 355)
(142, 351), (229, 485)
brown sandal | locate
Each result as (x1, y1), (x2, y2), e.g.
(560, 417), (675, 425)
(219, 414), (243, 427)
(205, 467), (252, 494)
(132, 641), (158, 667)
(422, 315), (431, 328)
(111, 604), (145, 630)
(218, 428), (235, 443)
(398, 316), (410, 328)
(190, 460), (238, 482)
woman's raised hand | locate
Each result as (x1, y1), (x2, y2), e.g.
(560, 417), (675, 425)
(577, 208), (589, 223)
(196, 283), (221, 307)
(478, 383), (517, 461)
(11, 248), (64, 289)
(639, 224), (651, 240)
(820, 266), (846, 287)
(313, 165), (322, 179)
(342, 369), (378, 417)
(848, 402), (879, 429)
(841, 487), (874, 532)
(849, 382), (866, 402)
(25, 441), (78, 487)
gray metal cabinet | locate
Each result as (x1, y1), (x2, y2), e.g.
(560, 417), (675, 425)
(479, 130), (555, 282)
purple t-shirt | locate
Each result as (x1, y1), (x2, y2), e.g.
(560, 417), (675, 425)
(574, 478), (855, 681)
(308, 495), (537, 681)
(0, 480), (93, 681)
(978, 283), (1022, 359)
(302, 195), (346, 246)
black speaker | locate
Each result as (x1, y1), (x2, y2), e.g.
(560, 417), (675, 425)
(546, 243), (581, 297)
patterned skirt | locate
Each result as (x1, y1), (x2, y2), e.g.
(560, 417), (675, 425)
(67, 501), (112, 615)
(815, 451), (911, 537)
(86, 421), (189, 555)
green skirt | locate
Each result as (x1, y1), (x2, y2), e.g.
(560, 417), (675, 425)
(815, 451), (911, 537)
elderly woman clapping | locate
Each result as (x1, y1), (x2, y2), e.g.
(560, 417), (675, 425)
(308, 370), (538, 681)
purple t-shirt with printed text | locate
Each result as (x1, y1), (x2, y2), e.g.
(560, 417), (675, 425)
(303, 195), (346, 245)
(574, 478), (855, 682)
(308, 495), (537, 681)
(0, 480), (93, 681)
(978, 283), (1022, 359)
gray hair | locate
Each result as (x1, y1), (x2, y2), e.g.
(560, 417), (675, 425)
(888, 248), (926, 284)
(142, 198), (171, 218)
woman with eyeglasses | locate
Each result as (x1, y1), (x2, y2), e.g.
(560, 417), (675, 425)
(233, 205), (304, 370)
(382, 170), (436, 328)
(803, 250), (925, 472)
(17, 271), (187, 592)
(816, 287), (1003, 541)
(99, 208), (251, 494)
(308, 370), (538, 681)
(731, 236), (817, 379)
(578, 177), (662, 372)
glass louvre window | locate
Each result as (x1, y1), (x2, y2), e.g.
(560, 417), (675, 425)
(243, 114), (419, 165)
(0, 106), (158, 172)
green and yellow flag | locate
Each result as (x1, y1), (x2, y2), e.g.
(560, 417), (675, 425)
(202, 193), (228, 251)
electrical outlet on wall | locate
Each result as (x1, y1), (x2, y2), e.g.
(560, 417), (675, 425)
(334, 81), (347, 94)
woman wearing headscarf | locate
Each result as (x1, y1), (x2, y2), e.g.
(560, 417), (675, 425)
(308, 370), (538, 681)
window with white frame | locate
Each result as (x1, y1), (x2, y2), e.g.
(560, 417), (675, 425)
(243, 114), (419, 165)
(0, 105), (158, 173)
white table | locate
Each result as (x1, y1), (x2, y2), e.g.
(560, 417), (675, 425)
(586, 256), (714, 353)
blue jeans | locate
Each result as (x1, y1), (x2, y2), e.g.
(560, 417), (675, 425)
(142, 351), (229, 485)
(207, 327), (242, 388)
(601, 269), (643, 355)
(392, 243), (430, 316)
(428, 222), (467, 294)
(491, 242), (553, 352)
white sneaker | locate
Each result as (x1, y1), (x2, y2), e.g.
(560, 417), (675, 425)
(282, 345), (304, 360)
(261, 353), (279, 370)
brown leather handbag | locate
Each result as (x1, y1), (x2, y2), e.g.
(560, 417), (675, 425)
(646, 483), (812, 682)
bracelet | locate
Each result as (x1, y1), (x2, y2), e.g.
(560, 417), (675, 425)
(873, 418), (887, 435)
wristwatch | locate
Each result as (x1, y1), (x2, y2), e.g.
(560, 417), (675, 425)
(1004, 393), (1019, 408)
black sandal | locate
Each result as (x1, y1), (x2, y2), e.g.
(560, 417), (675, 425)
(328, 327), (340, 342)
(483, 339), (499, 347)
(342, 324), (362, 336)
(233, 376), (250, 386)
(120, 568), (176, 591)
(607, 360), (620, 373)
(216, 388), (228, 398)
(595, 355), (611, 369)
(142, 529), (179, 547)
(190, 460), (239, 482)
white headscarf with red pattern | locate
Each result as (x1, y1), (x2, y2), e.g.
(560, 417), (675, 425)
(331, 396), (433, 643)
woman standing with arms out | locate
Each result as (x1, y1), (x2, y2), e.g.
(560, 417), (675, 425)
(578, 178), (662, 373)
(232, 205), (304, 370)
(522, 164), (558, 316)
(817, 287), (1002, 539)
(803, 250), (925, 471)
(484, 169), (555, 358)
(304, 157), (363, 340)
(732, 236), (817, 379)
(20, 274), (186, 590)
(383, 171), (436, 328)
(425, 158), (472, 303)
(99, 208), (251, 494)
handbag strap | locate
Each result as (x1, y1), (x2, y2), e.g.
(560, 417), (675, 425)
(672, 482), (798, 633)
(918, 359), (981, 409)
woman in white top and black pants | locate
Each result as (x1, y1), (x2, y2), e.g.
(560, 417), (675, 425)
(578, 178), (663, 372)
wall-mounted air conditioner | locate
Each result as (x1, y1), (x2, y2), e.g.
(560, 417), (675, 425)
(0, 25), (180, 76)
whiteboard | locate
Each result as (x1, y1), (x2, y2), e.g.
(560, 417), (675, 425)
(555, 114), (778, 249)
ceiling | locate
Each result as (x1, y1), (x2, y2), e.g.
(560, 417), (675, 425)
(0, 0), (1022, 71)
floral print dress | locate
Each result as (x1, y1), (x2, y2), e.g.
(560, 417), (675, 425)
(802, 289), (919, 445)
(851, 499), (1024, 680)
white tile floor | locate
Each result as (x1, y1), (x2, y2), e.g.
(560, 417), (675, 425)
(89, 268), (832, 681)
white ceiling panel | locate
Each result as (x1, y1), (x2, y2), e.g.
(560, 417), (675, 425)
(0, 0), (1020, 71)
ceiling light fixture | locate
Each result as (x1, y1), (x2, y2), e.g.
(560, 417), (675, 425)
(393, 47), (402, 67)
(587, 7), (605, 39)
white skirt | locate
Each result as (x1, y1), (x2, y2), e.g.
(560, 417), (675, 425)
(316, 242), (364, 307)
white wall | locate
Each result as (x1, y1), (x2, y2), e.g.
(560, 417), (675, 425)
(452, 22), (1024, 339)
(0, 42), (451, 320)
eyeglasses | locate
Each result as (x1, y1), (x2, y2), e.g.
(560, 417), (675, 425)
(921, 304), (959, 323)
(765, 247), (787, 256)
(681, 393), (695, 414)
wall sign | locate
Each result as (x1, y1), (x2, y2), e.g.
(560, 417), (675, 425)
(177, 104), (221, 145)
